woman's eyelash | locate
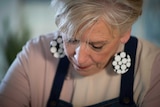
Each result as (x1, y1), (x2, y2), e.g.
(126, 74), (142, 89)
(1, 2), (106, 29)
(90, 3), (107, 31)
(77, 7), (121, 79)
(92, 45), (103, 49)
(89, 43), (104, 50)
(66, 39), (107, 50)
(68, 39), (79, 44)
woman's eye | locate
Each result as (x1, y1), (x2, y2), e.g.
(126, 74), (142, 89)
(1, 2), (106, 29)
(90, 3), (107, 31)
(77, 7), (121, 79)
(89, 43), (104, 50)
(67, 39), (79, 44)
(92, 45), (103, 50)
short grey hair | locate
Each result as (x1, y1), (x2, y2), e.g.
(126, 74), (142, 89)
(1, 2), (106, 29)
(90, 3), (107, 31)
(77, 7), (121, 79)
(51, 0), (143, 38)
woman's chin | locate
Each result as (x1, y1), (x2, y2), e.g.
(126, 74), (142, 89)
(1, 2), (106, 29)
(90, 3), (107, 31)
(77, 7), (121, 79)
(74, 67), (99, 76)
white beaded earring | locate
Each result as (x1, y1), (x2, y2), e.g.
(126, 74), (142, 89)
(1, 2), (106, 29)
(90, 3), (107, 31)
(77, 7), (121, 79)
(112, 52), (131, 74)
(50, 36), (65, 58)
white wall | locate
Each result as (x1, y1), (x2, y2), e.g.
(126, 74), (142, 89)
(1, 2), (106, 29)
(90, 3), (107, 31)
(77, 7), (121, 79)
(22, 2), (58, 38)
(0, 0), (21, 80)
(0, 0), (57, 80)
(132, 0), (160, 46)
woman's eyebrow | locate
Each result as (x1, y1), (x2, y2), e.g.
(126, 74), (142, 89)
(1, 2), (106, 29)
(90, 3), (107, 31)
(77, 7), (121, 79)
(88, 40), (109, 44)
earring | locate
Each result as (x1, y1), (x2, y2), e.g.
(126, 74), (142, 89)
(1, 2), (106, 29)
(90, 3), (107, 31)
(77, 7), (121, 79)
(112, 52), (131, 74)
(50, 36), (65, 58)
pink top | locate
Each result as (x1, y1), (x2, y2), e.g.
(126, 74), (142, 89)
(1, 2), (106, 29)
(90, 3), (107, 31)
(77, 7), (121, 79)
(0, 31), (160, 107)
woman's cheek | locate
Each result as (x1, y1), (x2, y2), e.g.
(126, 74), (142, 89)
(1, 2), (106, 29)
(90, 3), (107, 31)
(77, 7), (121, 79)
(63, 44), (74, 57)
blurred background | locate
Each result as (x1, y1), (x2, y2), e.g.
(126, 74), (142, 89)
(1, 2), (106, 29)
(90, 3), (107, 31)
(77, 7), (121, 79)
(0, 0), (160, 80)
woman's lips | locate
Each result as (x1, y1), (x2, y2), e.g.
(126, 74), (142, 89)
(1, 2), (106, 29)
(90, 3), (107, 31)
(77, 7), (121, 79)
(74, 64), (91, 70)
(78, 66), (90, 70)
(70, 58), (91, 70)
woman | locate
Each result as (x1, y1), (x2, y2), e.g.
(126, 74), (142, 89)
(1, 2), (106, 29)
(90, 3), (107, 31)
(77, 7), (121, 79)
(0, 0), (160, 107)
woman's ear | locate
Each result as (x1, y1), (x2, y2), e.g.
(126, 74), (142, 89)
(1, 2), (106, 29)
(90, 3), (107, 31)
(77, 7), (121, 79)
(120, 29), (131, 44)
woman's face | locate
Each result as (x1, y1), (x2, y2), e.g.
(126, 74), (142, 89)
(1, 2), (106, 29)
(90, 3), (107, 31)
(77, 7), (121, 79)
(63, 20), (124, 76)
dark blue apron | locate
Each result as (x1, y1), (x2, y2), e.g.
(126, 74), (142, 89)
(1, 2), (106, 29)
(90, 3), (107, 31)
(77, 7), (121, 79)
(47, 36), (138, 107)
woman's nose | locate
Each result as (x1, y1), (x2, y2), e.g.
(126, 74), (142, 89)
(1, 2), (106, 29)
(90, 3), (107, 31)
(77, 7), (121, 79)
(74, 44), (89, 65)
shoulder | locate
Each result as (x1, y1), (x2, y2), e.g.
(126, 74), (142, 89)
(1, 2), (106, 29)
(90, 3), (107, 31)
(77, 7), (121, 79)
(25, 31), (60, 51)
(16, 31), (61, 74)
(136, 37), (160, 69)
(134, 37), (160, 105)
(137, 37), (160, 55)
(21, 31), (61, 59)
(16, 31), (62, 88)
(0, 31), (62, 106)
(136, 37), (160, 71)
(136, 38), (160, 107)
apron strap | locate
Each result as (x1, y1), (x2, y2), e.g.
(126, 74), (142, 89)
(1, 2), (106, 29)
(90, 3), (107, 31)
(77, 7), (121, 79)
(47, 56), (70, 107)
(47, 36), (138, 107)
(119, 36), (138, 105)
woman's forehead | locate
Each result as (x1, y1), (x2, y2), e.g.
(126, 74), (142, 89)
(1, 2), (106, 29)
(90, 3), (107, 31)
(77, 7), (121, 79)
(77, 20), (114, 40)
(63, 19), (117, 41)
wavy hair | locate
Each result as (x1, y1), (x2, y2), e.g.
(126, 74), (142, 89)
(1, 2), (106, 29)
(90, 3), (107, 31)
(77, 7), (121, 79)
(51, 0), (143, 38)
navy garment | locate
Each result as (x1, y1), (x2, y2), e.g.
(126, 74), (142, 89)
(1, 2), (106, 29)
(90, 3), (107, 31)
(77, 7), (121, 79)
(47, 36), (138, 107)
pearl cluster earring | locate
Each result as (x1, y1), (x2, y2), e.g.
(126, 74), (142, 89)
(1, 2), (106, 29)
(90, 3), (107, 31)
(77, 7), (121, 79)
(112, 52), (131, 74)
(50, 36), (65, 58)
